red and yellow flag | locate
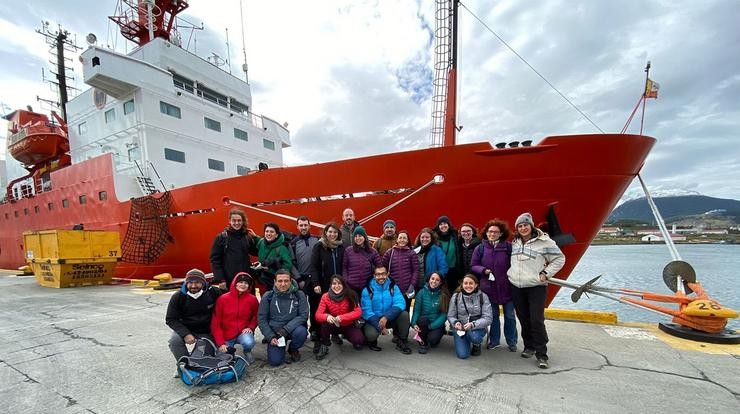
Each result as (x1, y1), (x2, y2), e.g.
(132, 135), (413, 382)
(645, 78), (659, 98)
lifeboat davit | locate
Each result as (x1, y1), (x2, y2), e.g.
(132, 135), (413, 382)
(5, 109), (69, 169)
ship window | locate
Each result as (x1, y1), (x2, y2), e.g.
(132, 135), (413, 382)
(208, 158), (225, 172)
(62, 199), (69, 208)
(24, 208), (29, 215)
(123, 99), (135, 115)
(78, 122), (88, 135)
(263, 139), (275, 150)
(164, 148), (185, 163)
(34, 206), (40, 214)
(48, 202), (54, 211)
(204, 117), (221, 132)
(160, 101), (181, 119)
(237, 165), (250, 176)
(79, 195), (87, 205)
(105, 108), (116, 123)
(14, 211), (19, 217)
(230, 99), (248, 114)
(234, 128), (249, 141)
(197, 85), (228, 108)
(99, 191), (107, 201)
(172, 73), (195, 94)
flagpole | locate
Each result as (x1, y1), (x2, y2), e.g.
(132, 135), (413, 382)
(639, 60), (651, 135)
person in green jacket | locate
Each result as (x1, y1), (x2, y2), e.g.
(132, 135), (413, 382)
(255, 222), (295, 290)
(411, 272), (450, 354)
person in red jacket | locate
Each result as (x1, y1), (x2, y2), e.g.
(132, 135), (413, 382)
(314, 275), (364, 359)
(210, 272), (259, 364)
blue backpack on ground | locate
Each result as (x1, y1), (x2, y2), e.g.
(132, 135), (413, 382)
(177, 338), (248, 386)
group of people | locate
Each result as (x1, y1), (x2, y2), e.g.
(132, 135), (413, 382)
(165, 208), (565, 369)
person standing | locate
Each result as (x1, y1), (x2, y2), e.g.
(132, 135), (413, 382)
(255, 222), (295, 291)
(257, 270), (310, 366)
(471, 219), (517, 352)
(373, 219), (398, 256)
(209, 208), (257, 290)
(411, 272), (450, 354)
(382, 230), (419, 310)
(434, 216), (461, 292)
(210, 272), (259, 363)
(290, 216), (319, 340)
(340, 208), (360, 248)
(447, 274), (493, 359)
(508, 212), (565, 369)
(165, 269), (222, 360)
(342, 226), (382, 295)
(457, 223), (481, 277)
(314, 275), (365, 359)
(413, 228), (448, 290)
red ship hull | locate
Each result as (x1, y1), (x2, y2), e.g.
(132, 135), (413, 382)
(0, 133), (654, 305)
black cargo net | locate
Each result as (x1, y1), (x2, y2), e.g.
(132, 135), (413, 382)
(121, 192), (173, 264)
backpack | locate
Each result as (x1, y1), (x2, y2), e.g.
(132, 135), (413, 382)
(177, 338), (247, 386)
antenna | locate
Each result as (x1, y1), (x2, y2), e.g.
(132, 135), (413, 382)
(240, 0), (249, 83)
(225, 28), (232, 74)
(36, 21), (81, 121)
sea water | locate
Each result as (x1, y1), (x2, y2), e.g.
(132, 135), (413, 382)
(550, 244), (740, 330)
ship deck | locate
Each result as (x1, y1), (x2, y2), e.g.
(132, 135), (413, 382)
(1, 269), (737, 413)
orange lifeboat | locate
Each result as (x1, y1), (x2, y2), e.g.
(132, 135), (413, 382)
(5, 109), (69, 169)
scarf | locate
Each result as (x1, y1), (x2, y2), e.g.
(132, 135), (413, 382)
(329, 289), (345, 302)
(320, 234), (342, 249)
(187, 290), (204, 299)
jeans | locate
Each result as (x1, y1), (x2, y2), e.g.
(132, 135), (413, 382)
(488, 301), (518, 346)
(415, 316), (444, 347)
(319, 323), (365, 346)
(362, 311), (410, 343)
(225, 332), (256, 354)
(511, 285), (548, 358)
(452, 328), (485, 359)
(266, 325), (308, 366)
(168, 332), (214, 361)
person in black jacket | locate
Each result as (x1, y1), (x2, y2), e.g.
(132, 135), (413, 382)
(457, 223), (482, 277)
(209, 208), (258, 291)
(309, 222), (344, 349)
(165, 269), (222, 360)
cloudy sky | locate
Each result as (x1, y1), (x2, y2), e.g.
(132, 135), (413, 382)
(1, 0), (739, 200)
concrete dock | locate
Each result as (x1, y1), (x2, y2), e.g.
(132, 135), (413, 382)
(1, 271), (738, 413)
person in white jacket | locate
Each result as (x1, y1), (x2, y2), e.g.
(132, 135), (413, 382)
(507, 212), (565, 369)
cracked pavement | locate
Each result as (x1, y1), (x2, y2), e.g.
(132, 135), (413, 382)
(0, 272), (737, 413)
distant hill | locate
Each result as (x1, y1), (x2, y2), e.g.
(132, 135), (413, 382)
(607, 195), (740, 224)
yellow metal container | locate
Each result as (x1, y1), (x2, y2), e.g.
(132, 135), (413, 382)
(23, 230), (121, 288)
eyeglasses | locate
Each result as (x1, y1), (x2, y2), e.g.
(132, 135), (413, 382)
(374, 272), (387, 276)
(487, 230), (501, 234)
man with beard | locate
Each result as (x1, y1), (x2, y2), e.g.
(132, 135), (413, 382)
(210, 208), (258, 291)
(373, 219), (397, 256)
(340, 208), (360, 248)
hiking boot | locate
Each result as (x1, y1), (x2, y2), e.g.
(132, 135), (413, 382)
(331, 334), (344, 345)
(486, 342), (501, 350)
(391, 335), (400, 345)
(312, 341), (322, 354)
(521, 348), (535, 358)
(283, 353), (292, 364)
(244, 351), (255, 364)
(315, 344), (330, 361)
(367, 341), (382, 352)
(310, 331), (319, 342)
(508, 344), (517, 352)
(289, 349), (301, 362)
(471, 344), (481, 356)
(537, 356), (549, 369)
(417, 345), (428, 354)
(396, 339), (412, 355)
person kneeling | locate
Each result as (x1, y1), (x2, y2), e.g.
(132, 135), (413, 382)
(210, 272), (259, 364)
(257, 269), (309, 366)
(447, 274), (493, 359)
(314, 275), (364, 359)
(411, 272), (450, 354)
(361, 266), (411, 354)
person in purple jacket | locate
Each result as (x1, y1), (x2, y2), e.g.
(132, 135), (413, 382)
(471, 219), (517, 352)
(382, 230), (419, 310)
(342, 226), (382, 296)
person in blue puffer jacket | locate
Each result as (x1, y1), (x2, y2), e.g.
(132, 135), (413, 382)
(413, 227), (449, 290)
(360, 266), (412, 354)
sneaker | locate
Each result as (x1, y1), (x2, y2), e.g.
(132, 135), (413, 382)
(315, 344), (330, 361)
(396, 339), (412, 355)
(289, 349), (301, 362)
(508, 344), (517, 352)
(471, 344), (481, 356)
(521, 348), (535, 358)
(244, 351), (255, 364)
(283, 353), (292, 364)
(312, 341), (322, 354)
(367, 341), (382, 352)
(417, 345), (428, 354)
(486, 343), (501, 350)
(537, 357), (549, 369)
(331, 335), (344, 345)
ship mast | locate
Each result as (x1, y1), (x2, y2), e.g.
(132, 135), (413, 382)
(429, 0), (459, 147)
(36, 23), (81, 121)
(109, 0), (189, 47)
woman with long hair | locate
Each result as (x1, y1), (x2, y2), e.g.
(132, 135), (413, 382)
(471, 219), (517, 351)
(447, 274), (493, 359)
(255, 222), (294, 290)
(309, 222), (344, 351)
(382, 230), (419, 310)
(434, 216), (461, 291)
(413, 227), (448, 290)
(411, 272), (450, 354)
(314, 275), (364, 359)
(508, 212), (565, 369)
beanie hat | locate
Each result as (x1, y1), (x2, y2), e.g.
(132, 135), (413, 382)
(353, 226), (367, 238)
(383, 219), (396, 229)
(235, 272), (253, 285)
(515, 212), (534, 228)
(185, 268), (207, 284)
(437, 215), (450, 226)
